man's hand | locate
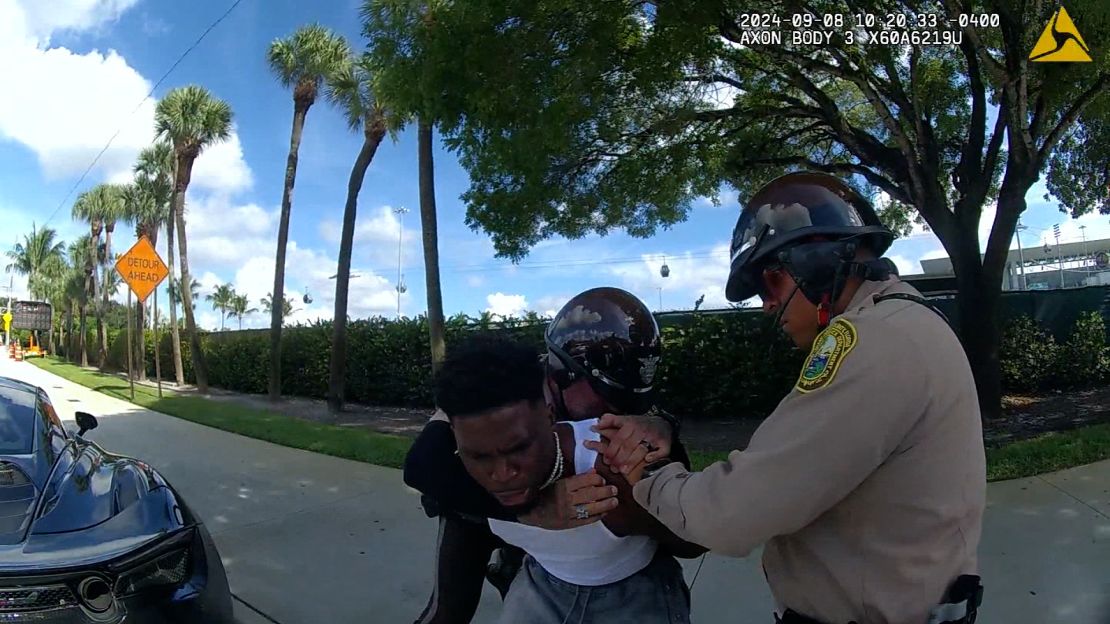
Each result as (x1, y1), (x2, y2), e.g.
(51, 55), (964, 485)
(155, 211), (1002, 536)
(583, 413), (672, 475)
(518, 470), (619, 530)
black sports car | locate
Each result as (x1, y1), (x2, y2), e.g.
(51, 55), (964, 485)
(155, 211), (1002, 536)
(0, 375), (234, 622)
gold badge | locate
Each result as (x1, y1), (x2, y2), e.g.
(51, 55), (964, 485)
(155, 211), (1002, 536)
(795, 319), (857, 393)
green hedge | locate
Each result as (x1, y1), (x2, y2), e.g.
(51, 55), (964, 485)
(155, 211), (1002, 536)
(1000, 311), (1109, 393)
(103, 310), (1108, 419)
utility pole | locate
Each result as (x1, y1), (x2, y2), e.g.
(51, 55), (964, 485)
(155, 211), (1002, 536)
(1053, 224), (1063, 288)
(1015, 221), (1027, 290)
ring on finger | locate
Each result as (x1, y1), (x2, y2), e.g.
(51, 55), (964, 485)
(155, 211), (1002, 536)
(574, 504), (589, 520)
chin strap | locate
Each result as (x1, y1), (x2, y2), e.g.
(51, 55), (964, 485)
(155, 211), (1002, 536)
(820, 257), (896, 328)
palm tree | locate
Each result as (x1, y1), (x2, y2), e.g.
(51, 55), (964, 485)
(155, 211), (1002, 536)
(135, 141), (181, 384)
(155, 85), (233, 394)
(72, 184), (121, 368)
(205, 283), (236, 331)
(169, 276), (200, 313)
(227, 294), (257, 330)
(260, 293), (295, 323)
(122, 174), (171, 381)
(266, 24), (351, 401)
(66, 236), (93, 366)
(5, 223), (65, 300)
(39, 253), (69, 354)
(98, 184), (127, 366)
(323, 53), (389, 413)
(418, 120), (447, 377)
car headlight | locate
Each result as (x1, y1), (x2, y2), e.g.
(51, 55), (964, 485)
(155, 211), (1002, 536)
(0, 463), (31, 486)
(114, 548), (191, 596)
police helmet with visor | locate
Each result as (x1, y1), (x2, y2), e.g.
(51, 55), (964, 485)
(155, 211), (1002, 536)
(544, 287), (661, 415)
(725, 172), (894, 303)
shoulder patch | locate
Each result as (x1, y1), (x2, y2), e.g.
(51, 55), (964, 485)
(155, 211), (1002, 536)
(795, 319), (858, 393)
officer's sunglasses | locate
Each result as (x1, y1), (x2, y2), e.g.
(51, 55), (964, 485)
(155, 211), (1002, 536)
(543, 351), (580, 391)
(756, 262), (789, 300)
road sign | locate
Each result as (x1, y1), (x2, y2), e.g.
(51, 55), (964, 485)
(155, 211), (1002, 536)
(2, 311), (10, 333)
(11, 301), (51, 331)
(115, 236), (169, 303)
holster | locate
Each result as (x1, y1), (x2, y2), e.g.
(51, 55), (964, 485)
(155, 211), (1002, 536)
(774, 575), (984, 624)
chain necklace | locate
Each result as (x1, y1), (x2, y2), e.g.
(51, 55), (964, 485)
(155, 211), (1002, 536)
(539, 429), (564, 490)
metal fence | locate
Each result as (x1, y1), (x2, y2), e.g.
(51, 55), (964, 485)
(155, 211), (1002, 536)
(656, 284), (1110, 341)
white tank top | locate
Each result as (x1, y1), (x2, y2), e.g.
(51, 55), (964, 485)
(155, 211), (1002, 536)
(488, 419), (658, 586)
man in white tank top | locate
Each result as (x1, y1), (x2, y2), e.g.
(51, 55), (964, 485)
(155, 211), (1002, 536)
(406, 288), (693, 624)
(435, 335), (704, 623)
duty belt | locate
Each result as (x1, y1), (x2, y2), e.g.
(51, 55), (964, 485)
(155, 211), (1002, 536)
(774, 575), (983, 624)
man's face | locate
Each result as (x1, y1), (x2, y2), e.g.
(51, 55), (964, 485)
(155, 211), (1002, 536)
(759, 264), (820, 349)
(451, 399), (556, 513)
(546, 375), (612, 421)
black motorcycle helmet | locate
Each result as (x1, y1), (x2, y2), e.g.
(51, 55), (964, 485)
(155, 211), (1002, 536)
(544, 287), (661, 415)
(725, 172), (894, 304)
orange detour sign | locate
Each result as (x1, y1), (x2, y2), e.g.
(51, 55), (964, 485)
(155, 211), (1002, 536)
(115, 236), (169, 302)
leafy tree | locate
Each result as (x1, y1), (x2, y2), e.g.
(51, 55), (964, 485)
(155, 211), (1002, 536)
(363, 1), (451, 379)
(267, 24), (351, 400)
(365, 0), (1109, 417)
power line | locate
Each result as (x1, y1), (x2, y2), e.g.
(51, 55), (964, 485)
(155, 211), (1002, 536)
(352, 247), (732, 278)
(41, 0), (247, 229)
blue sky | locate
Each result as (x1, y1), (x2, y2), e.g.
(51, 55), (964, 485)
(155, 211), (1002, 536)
(1, 0), (1106, 330)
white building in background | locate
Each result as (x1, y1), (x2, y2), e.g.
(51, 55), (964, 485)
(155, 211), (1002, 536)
(902, 237), (1110, 294)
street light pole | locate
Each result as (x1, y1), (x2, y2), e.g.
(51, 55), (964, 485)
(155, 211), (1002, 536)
(1079, 224), (1090, 278)
(394, 207), (408, 319)
(1015, 221), (1027, 290)
(1053, 224), (1063, 288)
(659, 255), (670, 311)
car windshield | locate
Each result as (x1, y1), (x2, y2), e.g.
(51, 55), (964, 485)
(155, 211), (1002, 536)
(0, 390), (37, 455)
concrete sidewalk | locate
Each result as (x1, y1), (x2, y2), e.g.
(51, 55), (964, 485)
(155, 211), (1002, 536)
(3, 354), (1109, 623)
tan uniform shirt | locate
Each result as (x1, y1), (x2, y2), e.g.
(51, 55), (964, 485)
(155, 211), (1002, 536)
(634, 277), (986, 624)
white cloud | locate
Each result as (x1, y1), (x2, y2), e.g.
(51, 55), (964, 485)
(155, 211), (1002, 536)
(531, 294), (568, 319)
(0, 0), (251, 191)
(1034, 212), (1110, 247)
(191, 130), (253, 194)
(607, 245), (733, 311)
(486, 292), (528, 319)
(17, 0), (139, 43)
(317, 205), (420, 265)
(466, 275), (485, 288)
(888, 254), (917, 276)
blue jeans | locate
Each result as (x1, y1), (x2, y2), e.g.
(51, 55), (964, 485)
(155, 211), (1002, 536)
(498, 551), (691, 624)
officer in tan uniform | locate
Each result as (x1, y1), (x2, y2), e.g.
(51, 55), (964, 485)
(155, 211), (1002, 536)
(593, 173), (986, 624)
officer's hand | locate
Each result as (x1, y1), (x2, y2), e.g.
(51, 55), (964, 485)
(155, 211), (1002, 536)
(584, 413), (672, 475)
(517, 469), (619, 530)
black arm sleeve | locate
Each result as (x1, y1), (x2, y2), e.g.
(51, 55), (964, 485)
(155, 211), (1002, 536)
(655, 408), (692, 470)
(671, 437), (692, 471)
(403, 420), (516, 521)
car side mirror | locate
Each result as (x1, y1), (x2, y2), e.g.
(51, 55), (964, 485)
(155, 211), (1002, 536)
(75, 412), (98, 436)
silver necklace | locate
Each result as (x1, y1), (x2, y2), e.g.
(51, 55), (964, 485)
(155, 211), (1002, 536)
(539, 429), (564, 490)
